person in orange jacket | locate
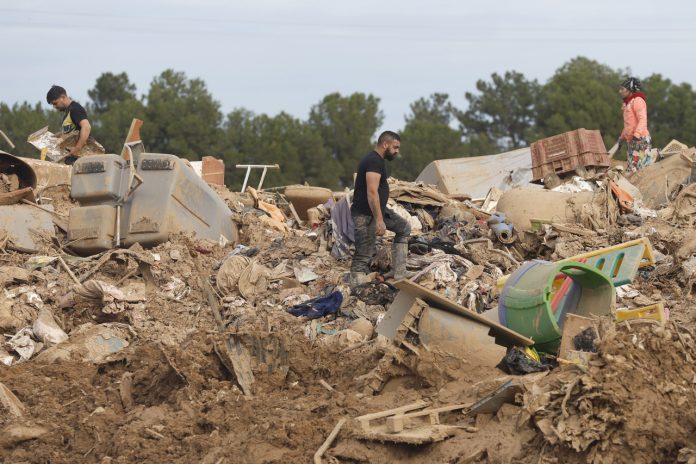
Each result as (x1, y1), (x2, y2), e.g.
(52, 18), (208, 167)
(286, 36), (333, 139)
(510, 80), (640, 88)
(617, 77), (652, 172)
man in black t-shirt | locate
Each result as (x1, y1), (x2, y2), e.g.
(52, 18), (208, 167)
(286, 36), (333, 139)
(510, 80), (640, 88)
(350, 131), (410, 287)
(46, 85), (92, 164)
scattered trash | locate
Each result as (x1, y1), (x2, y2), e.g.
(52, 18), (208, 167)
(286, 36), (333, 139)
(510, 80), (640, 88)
(37, 323), (132, 364)
(497, 346), (556, 374)
(7, 328), (38, 362)
(0, 128), (693, 464)
(32, 308), (68, 345)
(288, 291), (343, 319)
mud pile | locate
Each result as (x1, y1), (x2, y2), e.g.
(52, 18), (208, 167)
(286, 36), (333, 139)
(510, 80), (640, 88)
(0, 159), (695, 463)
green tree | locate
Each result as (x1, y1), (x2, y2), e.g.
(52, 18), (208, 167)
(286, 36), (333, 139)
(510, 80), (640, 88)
(458, 71), (539, 151)
(308, 92), (383, 187)
(85, 72), (145, 153)
(143, 69), (223, 158)
(642, 74), (696, 148)
(220, 109), (339, 190)
(93, 99), (147, 153)
(394, 93), (466, 180)
(534, 57), (625, 148)
(0, 102), (51, 157)
(87, 72), (137, 116)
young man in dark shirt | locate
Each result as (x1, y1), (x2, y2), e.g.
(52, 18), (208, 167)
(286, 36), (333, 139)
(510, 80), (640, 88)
(350, 130), (411, 287)
(46, 85), (92, 164)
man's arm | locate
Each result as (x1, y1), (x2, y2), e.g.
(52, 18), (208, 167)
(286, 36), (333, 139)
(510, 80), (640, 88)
(70, 119), (91, 156)
(366, 172), (386, 235)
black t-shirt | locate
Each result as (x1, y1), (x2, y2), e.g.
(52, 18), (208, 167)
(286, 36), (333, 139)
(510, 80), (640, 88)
(351, 151), (389, 216)
(62, 101), (88, 134)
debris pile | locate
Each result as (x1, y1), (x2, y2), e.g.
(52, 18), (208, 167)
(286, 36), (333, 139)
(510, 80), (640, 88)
(0, 133), (695, 463)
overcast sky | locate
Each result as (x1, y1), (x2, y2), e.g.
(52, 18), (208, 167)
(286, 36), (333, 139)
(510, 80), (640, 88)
(2, 0), (695, 131)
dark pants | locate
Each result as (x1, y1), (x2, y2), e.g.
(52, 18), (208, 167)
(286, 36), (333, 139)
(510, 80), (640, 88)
(351, 208), (411, 273)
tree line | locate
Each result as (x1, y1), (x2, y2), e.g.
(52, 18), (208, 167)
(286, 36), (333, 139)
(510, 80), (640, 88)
(1, 56), (695, 190)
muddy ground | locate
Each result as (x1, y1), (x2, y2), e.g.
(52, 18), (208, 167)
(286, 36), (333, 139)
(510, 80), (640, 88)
(0, 184), (695, 464)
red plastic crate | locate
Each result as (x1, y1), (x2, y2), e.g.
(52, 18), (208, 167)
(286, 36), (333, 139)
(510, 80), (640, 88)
(531, 129), (610, 181)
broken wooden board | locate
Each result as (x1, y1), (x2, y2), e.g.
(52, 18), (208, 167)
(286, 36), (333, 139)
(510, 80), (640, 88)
(468, 379), (524, 416)
(354, 425), (458, 445)
(121, 119), (143, 160)
(354, 401), (429, 433)
(558, 314), (598, 360)
(386, 403), (471, 433)
(198, 264), (255, 397)
(377, 280), (533, 347)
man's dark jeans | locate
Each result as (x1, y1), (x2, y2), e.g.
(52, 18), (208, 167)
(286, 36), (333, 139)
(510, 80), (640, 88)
(351, 208), (410, 274)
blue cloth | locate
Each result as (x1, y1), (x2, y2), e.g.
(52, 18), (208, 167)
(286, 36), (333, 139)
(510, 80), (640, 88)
(288, 291), (343, 319)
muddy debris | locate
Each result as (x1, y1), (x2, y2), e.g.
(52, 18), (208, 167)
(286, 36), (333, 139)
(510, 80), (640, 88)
(0, 144), (695, 464)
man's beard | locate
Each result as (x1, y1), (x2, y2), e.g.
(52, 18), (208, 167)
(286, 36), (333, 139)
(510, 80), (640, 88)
(384, 151), (396, 161)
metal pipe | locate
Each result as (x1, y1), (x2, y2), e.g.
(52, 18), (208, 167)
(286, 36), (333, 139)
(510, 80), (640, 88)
(0, 130), (15, 150)
(114, 205), (121, 247)
(490, 222), (515, 244)
(241, 167), (251, 192)
(257, 167), (268, 190)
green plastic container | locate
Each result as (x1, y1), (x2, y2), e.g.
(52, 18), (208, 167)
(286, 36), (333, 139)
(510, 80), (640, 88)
(499, 260), (616, 353)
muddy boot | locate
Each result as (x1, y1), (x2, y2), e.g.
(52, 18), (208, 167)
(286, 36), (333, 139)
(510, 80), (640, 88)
(349, 271), (370, 288)
(391, 242), (408, 281)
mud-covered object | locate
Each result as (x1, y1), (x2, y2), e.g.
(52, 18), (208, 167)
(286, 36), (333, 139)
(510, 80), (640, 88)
(408, 236), (461, 256)
(497, 346), (557, 375)
(351, 282), (397, 306)
(216, 255), (251, 295)
(573, 327), (598, 352)
(288, 291), (343, 319)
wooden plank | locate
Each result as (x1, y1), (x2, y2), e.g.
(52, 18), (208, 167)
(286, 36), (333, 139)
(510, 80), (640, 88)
(375, 291), (417, 339)
(386, 403), (471, 433)
(355, 425), (457, 445)
(392, 280), (533, 347)
(288, 202), (304, 226)
(558, 314), (597, 360)
(121, 119), (143, 160)
(197, 263), (255, 397)
(313, 418), (346, 464)
(354, 400), (429, 432)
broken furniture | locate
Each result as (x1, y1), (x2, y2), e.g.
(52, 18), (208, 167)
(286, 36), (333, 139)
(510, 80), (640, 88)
(236, 164), (279, 192)
(560, 237), (655, 286)
(376, 280), (532, 368)
(497, 238), (656, 291)
(499, 260), (615, 353)
(353, 401), (462, 444)
(353, 379), (526, 445)
(68, 148), (238, 255)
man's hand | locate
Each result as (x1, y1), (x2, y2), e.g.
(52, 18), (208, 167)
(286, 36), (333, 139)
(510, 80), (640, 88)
(376, 219), (386, 236)
(68, 145), (82, 156)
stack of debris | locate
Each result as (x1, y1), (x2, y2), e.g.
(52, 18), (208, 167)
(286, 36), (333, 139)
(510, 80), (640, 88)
(0, 128), (694, 464)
